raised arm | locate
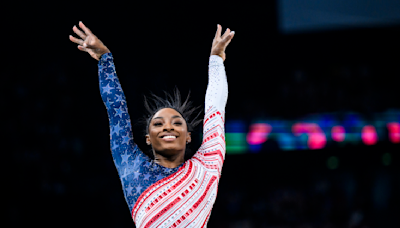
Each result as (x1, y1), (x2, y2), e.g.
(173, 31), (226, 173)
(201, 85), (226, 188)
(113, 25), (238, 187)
(69, 22), (140, 175)
(205, 24), (234, 115)
(98, 53), (138, 166)
(199, 25), (234, 163)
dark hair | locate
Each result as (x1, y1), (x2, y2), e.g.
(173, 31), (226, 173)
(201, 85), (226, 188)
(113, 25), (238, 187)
(142, 88), (202, 160)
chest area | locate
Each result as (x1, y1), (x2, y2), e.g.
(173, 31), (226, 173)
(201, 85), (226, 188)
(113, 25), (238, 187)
(120, 156), (179, 212)
(133, 161), (220, 225)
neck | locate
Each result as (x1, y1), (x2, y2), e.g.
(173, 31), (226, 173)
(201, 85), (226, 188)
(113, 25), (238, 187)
(153, 151), (185, 168)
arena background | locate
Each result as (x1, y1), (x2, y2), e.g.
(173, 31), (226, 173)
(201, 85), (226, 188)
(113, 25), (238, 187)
(6, 1), (400, 227)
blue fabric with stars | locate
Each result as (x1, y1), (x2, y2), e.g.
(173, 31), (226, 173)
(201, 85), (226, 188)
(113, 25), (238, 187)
(98, 53), (183, 213)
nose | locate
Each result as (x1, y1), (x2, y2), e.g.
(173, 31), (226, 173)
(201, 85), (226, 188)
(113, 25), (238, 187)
(163, 122), (174, 131)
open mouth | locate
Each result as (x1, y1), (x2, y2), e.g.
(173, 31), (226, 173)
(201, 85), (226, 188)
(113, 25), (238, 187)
(160, 135), (178, 141)
(161, 135), (177, 139)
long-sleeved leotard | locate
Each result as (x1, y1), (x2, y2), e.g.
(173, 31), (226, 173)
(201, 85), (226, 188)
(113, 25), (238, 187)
(98, 53), (227, 228)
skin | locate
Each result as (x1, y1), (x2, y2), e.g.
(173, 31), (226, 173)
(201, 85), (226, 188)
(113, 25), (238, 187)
(69, 22), (234, 168)
(145, 108), (191, 168)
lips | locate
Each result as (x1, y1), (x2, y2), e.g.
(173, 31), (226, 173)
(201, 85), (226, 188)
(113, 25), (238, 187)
(159, 133), (178, 141)
(162, 136), (177, 141)
(159, 133), (178, 138)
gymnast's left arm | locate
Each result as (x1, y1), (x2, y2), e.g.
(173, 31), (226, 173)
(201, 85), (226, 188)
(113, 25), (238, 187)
(199, 25), (234, 164)
(205, 24), (234, 114)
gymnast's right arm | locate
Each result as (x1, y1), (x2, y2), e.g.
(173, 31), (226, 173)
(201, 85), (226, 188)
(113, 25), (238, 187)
(69, 22), (140, 174)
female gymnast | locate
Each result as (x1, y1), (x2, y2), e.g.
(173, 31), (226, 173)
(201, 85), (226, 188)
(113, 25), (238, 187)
(69, 21), (234, 227)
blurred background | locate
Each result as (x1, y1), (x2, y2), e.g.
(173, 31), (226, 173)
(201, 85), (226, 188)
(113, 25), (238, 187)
(6, 0), (400, 227)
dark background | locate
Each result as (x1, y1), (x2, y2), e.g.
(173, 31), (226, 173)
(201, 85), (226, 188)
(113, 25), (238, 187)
(7, 1), (400, 227)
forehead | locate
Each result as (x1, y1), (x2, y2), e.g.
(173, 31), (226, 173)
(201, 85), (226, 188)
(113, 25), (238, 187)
(152, 108), (183, 119)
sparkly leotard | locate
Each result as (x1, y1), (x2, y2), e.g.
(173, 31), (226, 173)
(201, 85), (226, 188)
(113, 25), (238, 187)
(98, 53), (227, 227)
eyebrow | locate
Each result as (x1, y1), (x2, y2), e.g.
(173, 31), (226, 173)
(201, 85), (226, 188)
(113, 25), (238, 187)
(153, 115), (182, 120)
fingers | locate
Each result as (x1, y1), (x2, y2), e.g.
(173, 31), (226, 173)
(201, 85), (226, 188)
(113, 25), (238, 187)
(221, 28), (231, 39)
(70, 35), (96, 50)
(77, 45), (88, 52)
(79, 21), (93, 36)
(228, 31), (235, 40)
(215, 24), (234, 42)
(221, 30), (234, 45)
(69, 35), (83, 45)
(73, 25), (87, 40)
(215, 24), (222, 39)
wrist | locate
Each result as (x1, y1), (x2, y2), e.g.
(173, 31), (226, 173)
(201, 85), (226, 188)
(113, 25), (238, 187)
(210, 53), (225, 61)
(97, 47), (111, 59)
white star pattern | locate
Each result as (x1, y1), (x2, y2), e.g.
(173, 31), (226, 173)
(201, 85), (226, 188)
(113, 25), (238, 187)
(126, 184), (134, 196)
(116, 82), (122, 91)
(121, 168), (128, 181)
(112, 121), (123, 136)
(133, 172), (141, 180)
(102, 83), (113, 94)
(111, 141), (119, 150)
(121, 132), (131, 145)
(143, 173), (151, 180)
(114, 106), (126, 118)
(121, 151), (131, 164)
(135, 184), (142, 193)
(132, 159), (141, 171)
(105, 72), (116, 81)
(155, 174), (164, 181)
(115, 94), (124, 103)
(105, 98), (114, 108)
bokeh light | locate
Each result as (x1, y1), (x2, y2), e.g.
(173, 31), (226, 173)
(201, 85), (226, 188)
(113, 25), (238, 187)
(277, 133), (296, 151)
(308, 132), (327, 150)
(387, 122), (400, 144)
(331, 125), (345, 142)
(225, 133), (247, 154)
(247, 123), (272, 145)
(225, 121), (247, 154)
(223, 111), (400, 153)
(361, 125), (378, 145)
(292, 123), (327, 150)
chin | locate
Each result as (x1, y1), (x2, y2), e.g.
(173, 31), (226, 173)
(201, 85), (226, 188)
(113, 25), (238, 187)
(155, 146), (185, 157)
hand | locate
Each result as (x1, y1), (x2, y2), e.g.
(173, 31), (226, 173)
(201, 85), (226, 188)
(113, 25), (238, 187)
(69, 21), (110, 61)
(210, 24), (235, 61)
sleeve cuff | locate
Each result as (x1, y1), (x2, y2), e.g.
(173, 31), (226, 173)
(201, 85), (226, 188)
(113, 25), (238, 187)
(99, 52), (113, 65)
(209, 55), (223, 65)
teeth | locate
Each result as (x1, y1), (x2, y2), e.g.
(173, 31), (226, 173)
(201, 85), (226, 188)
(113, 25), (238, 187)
(163, 135), (176, 139)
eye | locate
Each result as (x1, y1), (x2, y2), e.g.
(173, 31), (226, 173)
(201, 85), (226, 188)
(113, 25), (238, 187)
(153, 122), (162, 126)
(174, 122), (182, 125)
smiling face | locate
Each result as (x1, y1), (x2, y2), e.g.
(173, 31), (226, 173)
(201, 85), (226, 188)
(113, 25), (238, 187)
(146, 108), (191, 159)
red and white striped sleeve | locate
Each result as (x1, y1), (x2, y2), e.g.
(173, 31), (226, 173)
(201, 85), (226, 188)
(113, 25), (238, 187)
(193, 55), (228, 174)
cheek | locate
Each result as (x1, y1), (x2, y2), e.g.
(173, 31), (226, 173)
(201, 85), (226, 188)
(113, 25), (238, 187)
(149, 129), (159, 142)
(179, 127), (189, 141)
